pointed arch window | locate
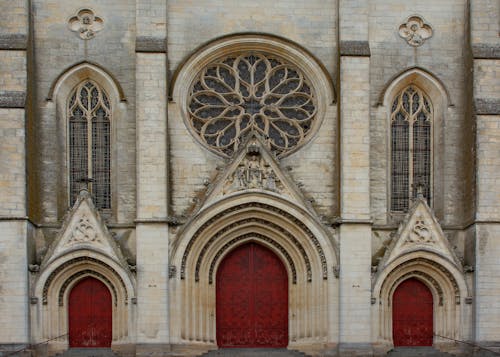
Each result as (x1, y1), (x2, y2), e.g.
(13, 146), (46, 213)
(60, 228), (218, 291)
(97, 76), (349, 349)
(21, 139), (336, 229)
(68, 80), (111, 209)
(391, 85), (432, 212)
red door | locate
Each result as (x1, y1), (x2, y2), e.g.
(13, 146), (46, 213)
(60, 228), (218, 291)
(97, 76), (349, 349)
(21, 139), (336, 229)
(216, 243), (288, 348)
(393, 278), (433, 346)
(69, 277), (112, 347)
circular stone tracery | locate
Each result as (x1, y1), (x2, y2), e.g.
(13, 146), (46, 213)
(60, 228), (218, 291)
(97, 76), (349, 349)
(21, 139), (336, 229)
(188, 52), (318, 158)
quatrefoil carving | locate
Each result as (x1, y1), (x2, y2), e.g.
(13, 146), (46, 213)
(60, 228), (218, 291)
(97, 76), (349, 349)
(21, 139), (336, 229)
(68, 9), (103, 40)
(399, 15), (433, 47)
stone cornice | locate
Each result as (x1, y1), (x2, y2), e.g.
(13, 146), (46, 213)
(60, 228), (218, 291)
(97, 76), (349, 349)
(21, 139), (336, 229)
(0, 33), (27, 50)
(475, 98), (500, 115)
(472, 44), (500, 59)
(340, 41), (371, 57)
(135, 36), (167, 53)
(0, 91), (26, 108)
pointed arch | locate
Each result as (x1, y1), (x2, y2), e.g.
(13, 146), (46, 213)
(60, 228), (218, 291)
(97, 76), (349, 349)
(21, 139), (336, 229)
(372, 251), (471, 350)
(49, 62), (125, 214)
(380, 67), (449, 217)
(169, 192), (337, 353)
(379, 67), (451, 108)
(31, 250), (136, 353)
(47, 61), (126, 102)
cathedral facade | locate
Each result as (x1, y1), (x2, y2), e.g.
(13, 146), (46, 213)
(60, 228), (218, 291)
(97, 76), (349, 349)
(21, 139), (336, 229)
(0, 0), (499, 356)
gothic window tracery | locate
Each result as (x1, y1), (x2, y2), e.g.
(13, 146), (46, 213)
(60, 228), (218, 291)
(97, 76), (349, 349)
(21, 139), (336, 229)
(187, 52), (318, 158)
(68, 80), (111, 209)
(391, 85), (432, 212)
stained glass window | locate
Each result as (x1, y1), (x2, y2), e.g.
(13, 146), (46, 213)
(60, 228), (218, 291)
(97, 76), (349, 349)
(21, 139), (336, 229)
(187, 52), (317, 158)
(68, 80), (111, 209)
(391, 86), (432, 212)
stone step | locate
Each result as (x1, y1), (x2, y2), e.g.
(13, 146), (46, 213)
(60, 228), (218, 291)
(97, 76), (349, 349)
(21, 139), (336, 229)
(200, 347), (309, 357)
(55, 348), (120, 357)
(386, 346), (457, 357)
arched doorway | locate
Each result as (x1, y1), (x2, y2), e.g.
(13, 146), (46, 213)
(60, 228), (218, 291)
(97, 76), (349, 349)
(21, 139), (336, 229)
(393, 278), (433, 346)
(69, 277), (112, 347)
(216, 243), (288, 348)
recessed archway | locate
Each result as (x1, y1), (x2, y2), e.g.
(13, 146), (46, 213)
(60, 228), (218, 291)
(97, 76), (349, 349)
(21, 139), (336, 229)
(216, 242), (288, 348)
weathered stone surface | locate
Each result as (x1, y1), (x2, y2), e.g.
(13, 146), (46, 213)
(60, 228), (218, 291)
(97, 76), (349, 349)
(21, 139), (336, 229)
(339, 41), (371, 57)
(473, 44), (500, 59)
(0, 90), (25, 108)
(136, 37), (167, 53)
(0, 33), (27, 50)
(476, 98), (500, 115)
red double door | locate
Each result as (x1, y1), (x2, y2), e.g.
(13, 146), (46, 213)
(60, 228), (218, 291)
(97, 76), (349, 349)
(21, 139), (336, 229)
(393, 278), (433, 346)
(216, 243), (288, 348)
(69, 277), (112, 347)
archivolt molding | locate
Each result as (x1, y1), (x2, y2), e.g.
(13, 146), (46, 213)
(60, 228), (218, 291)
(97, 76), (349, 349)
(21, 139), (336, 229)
(170, 34), (335, 160)
(372, 251), (470, 343)
(389, 271), (444, 306)
(379, 257), (461, 305)
(169, 194), (333, 346)
(32, 250), (135, 346)
(208, 233), (297, 284)
(171, 33), (335, 104)
(58, 269), (118, 306)
(179, 201), (329, 281)
(48, 61), (126, 102)
(374, 251), (469, 306)
(42, 256), (127, 305)
(195, 217), (312, 284)
(379, 67), (452, 107)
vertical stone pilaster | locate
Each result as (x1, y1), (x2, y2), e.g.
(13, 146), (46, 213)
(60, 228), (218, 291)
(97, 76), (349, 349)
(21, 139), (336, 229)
(135, 1), (169, 355)
(0, 0), (29, 350)
(338, 1), (372, 354)
(470, 0), (500, 348)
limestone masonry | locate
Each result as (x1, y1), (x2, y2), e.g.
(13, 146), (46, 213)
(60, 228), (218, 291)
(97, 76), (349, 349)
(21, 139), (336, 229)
(0, 0), (499, 356)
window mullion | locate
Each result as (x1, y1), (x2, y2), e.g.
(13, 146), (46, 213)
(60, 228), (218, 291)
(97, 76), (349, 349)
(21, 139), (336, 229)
(87, 101), (93, 196)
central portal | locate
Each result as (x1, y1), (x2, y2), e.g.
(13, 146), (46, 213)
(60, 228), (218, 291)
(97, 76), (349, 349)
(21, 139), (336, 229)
(216, 242), (288, 348)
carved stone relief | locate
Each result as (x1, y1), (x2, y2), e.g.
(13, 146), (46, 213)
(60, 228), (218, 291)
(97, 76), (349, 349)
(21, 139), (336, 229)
(223, 153), (284, 195)
(68, 8), (104, 40)
(399, 15), (433, 47)
(66, 215), (102, 246)
(406, 215), (434, 244)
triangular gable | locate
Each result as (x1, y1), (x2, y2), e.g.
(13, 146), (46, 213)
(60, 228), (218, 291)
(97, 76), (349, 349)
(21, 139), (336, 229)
(380, 197), (461, 269)
(42, 190), (126, 267)
(193, 133), (316, 214)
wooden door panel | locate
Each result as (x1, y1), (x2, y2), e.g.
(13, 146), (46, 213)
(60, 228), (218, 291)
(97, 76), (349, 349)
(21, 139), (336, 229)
(216, 243), (288, 348)
(393, 278), (433, 346)
(69, 277), (112, 347)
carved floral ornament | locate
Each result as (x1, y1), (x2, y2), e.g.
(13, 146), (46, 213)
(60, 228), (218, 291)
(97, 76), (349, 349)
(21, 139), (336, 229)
(68, 8), (104, 40)
(187, 51), (318, 158)
(399, 15), (433, 47)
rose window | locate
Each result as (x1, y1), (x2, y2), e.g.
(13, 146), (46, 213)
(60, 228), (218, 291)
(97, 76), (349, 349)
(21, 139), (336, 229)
(187, 52), (318, 158)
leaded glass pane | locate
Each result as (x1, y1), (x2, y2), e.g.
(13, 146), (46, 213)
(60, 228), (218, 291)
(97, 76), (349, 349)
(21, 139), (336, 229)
(188, 52), (318, 158)
(391, 85), (432, 212)
(68, 80), (111, 209)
